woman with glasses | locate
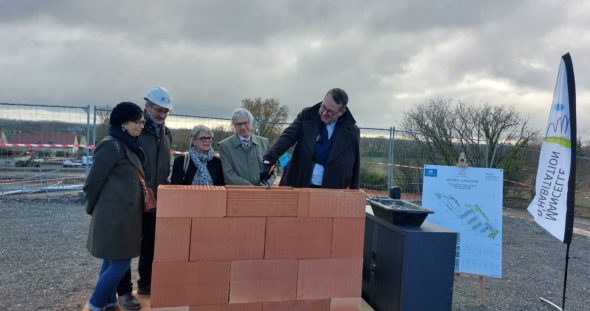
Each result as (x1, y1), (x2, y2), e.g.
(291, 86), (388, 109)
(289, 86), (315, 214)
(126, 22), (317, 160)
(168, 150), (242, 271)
(83, 102), (146, 311)
(171, 125), (224, 185)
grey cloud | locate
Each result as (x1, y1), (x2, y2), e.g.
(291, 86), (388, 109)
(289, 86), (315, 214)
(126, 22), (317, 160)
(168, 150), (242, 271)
(0, 0), (589, 136)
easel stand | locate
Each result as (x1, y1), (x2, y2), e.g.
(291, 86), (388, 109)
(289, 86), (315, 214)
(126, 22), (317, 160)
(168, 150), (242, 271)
(454, 272), (485, 305)
(454, 152), (486, 306)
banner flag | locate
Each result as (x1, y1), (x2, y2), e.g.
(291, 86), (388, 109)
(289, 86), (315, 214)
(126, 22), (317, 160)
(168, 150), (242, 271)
(527, 53), (576, 243)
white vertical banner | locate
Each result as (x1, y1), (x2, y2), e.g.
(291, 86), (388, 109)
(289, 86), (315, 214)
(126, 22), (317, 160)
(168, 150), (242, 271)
(527, 53), (576, 243)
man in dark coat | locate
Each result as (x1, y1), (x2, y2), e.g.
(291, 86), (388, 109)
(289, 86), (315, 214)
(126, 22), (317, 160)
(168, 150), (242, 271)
(262, 88), (360, 189)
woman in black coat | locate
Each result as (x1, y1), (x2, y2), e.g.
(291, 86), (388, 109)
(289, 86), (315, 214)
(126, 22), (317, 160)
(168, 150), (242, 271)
(83, 102), (145, 311)
(171, 125), (224, 185)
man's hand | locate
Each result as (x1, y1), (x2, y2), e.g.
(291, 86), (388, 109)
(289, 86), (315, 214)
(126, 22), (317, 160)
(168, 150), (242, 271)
(259, 160), (275, 186)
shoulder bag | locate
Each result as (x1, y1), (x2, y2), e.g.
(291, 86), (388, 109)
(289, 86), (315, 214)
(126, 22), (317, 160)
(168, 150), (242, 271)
(135, 169), (157, 213)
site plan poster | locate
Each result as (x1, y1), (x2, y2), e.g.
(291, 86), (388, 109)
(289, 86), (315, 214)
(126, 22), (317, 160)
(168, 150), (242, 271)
(422, 165), (503, 278)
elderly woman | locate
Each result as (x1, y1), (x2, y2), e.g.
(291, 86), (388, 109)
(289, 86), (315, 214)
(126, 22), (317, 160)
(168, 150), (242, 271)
(218, 108), (274, 185)
(171, 125), (224, 185)
(83, 102), (146, 311)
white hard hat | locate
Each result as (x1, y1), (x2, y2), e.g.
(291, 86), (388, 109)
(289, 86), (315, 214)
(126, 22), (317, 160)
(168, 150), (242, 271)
(144, 86), (172, 110)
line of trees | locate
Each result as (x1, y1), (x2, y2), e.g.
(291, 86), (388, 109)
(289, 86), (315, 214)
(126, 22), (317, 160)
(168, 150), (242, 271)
(400, 97), (539, 199)
(401, 97), (538, 168)
(241, 97), (288, 143)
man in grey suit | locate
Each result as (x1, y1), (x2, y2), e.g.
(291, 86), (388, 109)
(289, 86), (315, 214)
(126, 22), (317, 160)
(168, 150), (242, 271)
(218, 108), (274, 185)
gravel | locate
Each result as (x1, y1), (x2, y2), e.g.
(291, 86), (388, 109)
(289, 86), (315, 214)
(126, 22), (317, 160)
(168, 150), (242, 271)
(0, 193), (589, 311)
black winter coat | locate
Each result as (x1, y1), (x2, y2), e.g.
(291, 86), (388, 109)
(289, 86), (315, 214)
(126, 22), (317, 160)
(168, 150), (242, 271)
(264, 102), (360, 189)
(84, 136), (143, 260)
(170, 154), (225, 186)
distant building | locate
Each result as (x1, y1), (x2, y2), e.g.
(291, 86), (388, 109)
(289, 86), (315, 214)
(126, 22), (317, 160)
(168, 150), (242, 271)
(9, 132), (77, 145)
(9, 132), (79, 155)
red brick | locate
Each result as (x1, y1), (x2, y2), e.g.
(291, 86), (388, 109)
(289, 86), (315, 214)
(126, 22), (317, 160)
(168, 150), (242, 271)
(263, 300), (330, 311)
(190, 217), (266, 261)
(224, 185), (293, 190)
(308, 189), (366, 218)
(297, 258), (363, 300)
(226, 188), (298, 217)
(190, 303), (262, 311)
(265, 217), (332, 259)
(157, 185), (227, 218)
(151, 307), (190, 311)
(151, 261), (230, 307)
(330, 298), (361, 311)
(331, 218), (365, 258)
(296, 189), (310, 217)
(154, 218), (192, 262)
(224, 185), (264, 190)
(230, 260), (298, 303)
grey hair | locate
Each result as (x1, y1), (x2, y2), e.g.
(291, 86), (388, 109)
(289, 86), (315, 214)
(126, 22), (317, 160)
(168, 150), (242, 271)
(189, 125), (213, 146)
(231, 108), (254, 125)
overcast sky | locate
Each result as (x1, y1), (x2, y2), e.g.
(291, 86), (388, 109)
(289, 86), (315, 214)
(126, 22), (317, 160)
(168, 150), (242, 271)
(1, 0), (589, 137)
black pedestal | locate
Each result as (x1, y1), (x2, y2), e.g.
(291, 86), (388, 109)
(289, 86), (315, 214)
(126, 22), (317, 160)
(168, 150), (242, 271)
(362, 206), (457, 311)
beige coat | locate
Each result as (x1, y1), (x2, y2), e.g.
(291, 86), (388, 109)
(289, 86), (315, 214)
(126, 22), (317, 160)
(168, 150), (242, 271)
(218, 134), (273, 185)
(84, 136), (143, 260)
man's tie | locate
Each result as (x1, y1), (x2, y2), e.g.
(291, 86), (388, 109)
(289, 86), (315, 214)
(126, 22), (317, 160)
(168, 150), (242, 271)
(242, 139), (250, 150)
(320, 125), (329, 144)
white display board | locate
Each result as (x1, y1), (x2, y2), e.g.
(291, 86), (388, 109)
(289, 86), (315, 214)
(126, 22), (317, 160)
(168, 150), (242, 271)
(422, 165), (503, 278)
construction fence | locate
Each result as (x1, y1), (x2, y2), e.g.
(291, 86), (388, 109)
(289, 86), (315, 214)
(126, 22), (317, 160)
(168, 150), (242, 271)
(2, 103), (590, 212)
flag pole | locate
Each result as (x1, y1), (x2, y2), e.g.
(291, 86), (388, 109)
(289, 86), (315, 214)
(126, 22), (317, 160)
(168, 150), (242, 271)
(538, 241), (571, 311)
(560, 51), (577, 311)
(561, 242), (571, 308)
(533, 52), (576, 311)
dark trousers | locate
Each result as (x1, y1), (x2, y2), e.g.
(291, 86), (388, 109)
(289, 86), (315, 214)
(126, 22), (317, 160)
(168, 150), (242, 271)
(116, 211), (157, 295)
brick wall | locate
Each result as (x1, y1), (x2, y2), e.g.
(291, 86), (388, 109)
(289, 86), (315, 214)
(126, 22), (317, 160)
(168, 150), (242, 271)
(151, 185), (366, 311)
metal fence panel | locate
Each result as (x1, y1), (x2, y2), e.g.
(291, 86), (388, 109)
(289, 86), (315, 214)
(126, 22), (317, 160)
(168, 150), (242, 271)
(359, 127), (392, 194)
(3, 103), (589, 215)
(0, 103), (90, 199)
(93, 108), (235, 154)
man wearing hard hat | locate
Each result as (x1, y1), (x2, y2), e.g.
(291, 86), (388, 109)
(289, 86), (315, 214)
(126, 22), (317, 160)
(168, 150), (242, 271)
(116, 86), (173, 310)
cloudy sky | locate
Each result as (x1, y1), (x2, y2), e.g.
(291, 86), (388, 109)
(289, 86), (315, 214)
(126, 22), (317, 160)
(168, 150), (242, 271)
(1, 0), (589, 137)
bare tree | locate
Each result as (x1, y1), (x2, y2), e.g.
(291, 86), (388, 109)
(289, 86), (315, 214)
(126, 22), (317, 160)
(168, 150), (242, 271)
(402, 97), (538, 167)
(453, 103), (484, 165)
(401, 97), (458, 165)
(455, 102), (537, 168)
(241, 98), (288, 143)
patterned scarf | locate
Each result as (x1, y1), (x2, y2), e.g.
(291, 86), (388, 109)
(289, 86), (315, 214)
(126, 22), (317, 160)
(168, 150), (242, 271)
(189, 148), (214, 186)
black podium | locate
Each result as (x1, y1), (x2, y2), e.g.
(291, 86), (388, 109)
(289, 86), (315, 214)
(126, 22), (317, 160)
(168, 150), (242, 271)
(362, 206), (457, 311)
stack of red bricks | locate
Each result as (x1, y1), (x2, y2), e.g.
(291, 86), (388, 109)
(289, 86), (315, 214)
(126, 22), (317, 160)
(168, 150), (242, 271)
(150, 185), (367, 311)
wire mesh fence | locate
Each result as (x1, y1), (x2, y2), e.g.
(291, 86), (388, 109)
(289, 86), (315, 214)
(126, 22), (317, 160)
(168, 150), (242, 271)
(359, 127), (392, 194)
(2, 103), (589, 214)
(93, 108), (236, 154)
(0, 103), (91, 200)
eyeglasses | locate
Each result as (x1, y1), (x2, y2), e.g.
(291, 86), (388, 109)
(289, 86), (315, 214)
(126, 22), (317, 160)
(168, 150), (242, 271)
(194, 136), (214, 142)
(233, 121), (249, 128)
(133, 119), (145, 126)
(320, 103), (342, 116)
(149, 104), (169, 115)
